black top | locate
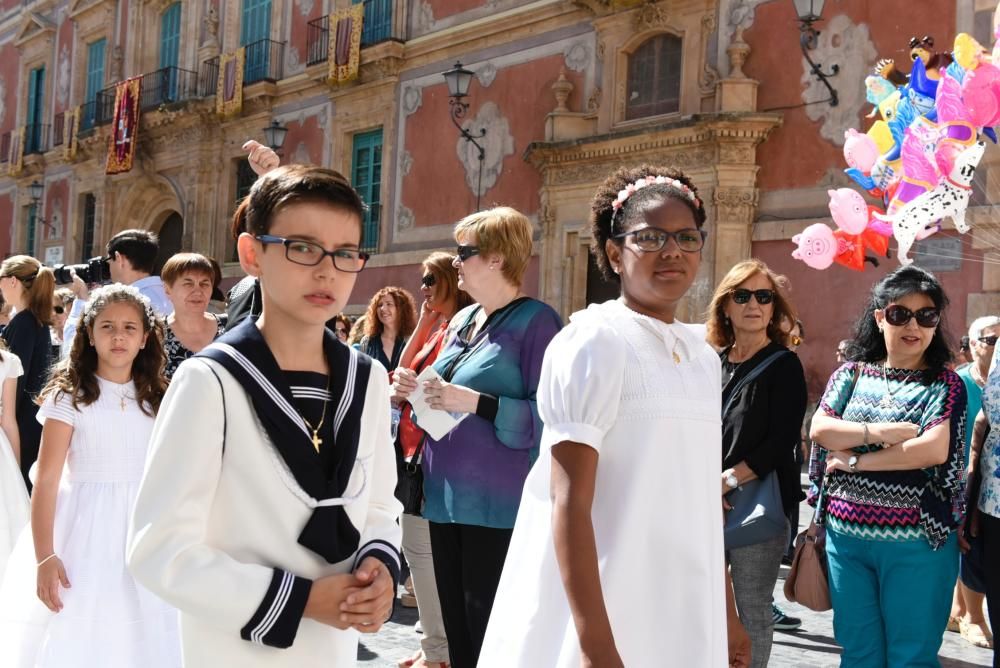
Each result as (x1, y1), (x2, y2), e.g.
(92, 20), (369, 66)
(164, 314), (228, 379)
(720, 341), (808, 514)
(359, 335), (406, 371)
(3, 310), (52, 414)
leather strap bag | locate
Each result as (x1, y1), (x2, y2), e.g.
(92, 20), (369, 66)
(783, 365), (860, 611)
(722, 350), (791, 550)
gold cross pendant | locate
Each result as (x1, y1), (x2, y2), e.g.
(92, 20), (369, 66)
(120, 397), (127, 411)
(672, 351), (681, 364)
(311, 429), (323, 452)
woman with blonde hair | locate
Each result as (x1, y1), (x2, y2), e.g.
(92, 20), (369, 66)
(0, 256), (55, 490)
(392, 251), (473, 668)
(357, 287), (417, 370)
(706, 259), (807, 668)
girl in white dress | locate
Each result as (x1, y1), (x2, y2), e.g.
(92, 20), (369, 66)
(0, 346), (27, 580)
(480, 167), (750, 668)
(0, 284), (180, 667)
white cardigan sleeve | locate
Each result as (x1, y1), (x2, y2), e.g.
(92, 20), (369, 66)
(350, 364), (403, 585)
(127, 360), (312, 649)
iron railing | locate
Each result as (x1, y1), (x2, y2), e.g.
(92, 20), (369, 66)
(24, 124), (50, 155)
(307, 17), (329, 66)
(244, 38), (285, 85)
(52, 112), (65, 146)
(138, 66), (200, 110)
(305, 0), (396, 67)
(200, 56), (220, 97)
(79, 89), (116, 131)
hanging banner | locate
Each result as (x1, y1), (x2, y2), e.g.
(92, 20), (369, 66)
(216, 47), (245, 117)
(8, 126), (24, 176)
(106, 77), (142, 175)
(327, 4), (363, 85)
(64, 105), (80, 160)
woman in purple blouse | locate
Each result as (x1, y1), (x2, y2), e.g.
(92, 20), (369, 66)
(420, 207), (562, 667)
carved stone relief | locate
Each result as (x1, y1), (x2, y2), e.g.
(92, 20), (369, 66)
(397, 204), (415, 230)
(416, 0), (435, 33)
(476, 63), (497, 88)
(801, 14), (876, 147)
(713, 186), (758, 221)
(400, 150), (413, 176)
(286, 45), (304, 75)
(563, 41), (590, 72)
(586, 86), (602, 114)
(57, 44), (70, 108)
(402, 85), (423, 116)
(456, 102), (514, 197)
(297, 0), (313, 17)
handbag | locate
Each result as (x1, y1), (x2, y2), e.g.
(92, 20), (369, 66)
(394, 435), (425, 516)
(783, 365), (861, 611)
(722, 350), (792, 550)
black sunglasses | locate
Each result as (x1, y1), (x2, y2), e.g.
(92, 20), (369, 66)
(731, 288), (774, 305)
(456, 245), (480, 262)
(979, 335), (998, 347)
(53, 306), (65, 315)
(421, 273), (437, 288)
(883, 304), (941, 328)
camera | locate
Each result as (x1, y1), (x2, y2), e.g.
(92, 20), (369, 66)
(53, 256), (111, 286)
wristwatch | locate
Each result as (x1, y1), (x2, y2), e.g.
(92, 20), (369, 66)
(724, 471), (739, 489)
(848, 455), (860, 473)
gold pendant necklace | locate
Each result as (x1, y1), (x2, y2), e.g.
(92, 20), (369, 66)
(301, 378), (332, 453)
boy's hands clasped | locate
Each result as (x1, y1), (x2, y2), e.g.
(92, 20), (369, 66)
(304, 557), (395, 633)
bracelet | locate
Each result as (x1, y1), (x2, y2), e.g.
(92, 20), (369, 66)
(862, 423), (870, 446)
(37, 553), (57, 567)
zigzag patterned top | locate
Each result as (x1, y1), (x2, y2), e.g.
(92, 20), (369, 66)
(809, 362), (967, 549)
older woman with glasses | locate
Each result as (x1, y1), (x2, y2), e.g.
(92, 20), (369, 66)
(706, 260), (808, 667)
(810, 265), (966, 666)
(419, 207), (562, 667)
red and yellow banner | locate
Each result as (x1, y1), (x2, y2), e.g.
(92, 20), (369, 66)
(64, 105), (80, 160)
(106, 77), (142, 174)
(328, 4), (363, 85)
(7, 126), (25, 176)
(216, 47), (245, 117)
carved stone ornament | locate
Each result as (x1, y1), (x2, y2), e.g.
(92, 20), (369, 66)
(57, 44), (70, 108)
(203, 4), (219, 48)
(727, 27), (750, 79)
(552, 69), (574, 113)
(586, 86), (602, 114)
(718, 142), (755, 165)
(110, 45), (124, 82)
(416, 0), (435, 33)
(563, 42), (590, 73)
(298, 0), (314, 18)
(634, 0), (669, 30)
(456, 102), (515, 197)
(396, 204), (415, 230)
(713, 187), (758, 221)
(400, 150), (413, 176)
(402, 85), (423, 116)
(476, 63), (497, 88)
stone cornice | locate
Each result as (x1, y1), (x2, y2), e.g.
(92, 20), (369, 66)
(14, 11), (55, 48)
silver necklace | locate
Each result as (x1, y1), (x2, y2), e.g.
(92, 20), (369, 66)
(881, 362), (897, 409)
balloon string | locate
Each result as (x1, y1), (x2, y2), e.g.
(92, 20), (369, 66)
(894, 246), (1000, 265)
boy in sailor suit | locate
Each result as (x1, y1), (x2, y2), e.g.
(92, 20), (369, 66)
(127, 165), (402, 667)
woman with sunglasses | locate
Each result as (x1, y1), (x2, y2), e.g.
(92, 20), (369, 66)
(809, 265), (966, 666)
(391, 252), (473, 668)
(50, 288), (74, 360)
(949, 317), (1000, 651)
(705, 259), (807, 667)
(417, 207), (561, 668)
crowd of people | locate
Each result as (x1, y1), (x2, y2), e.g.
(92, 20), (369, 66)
(0, 144), (993, 668)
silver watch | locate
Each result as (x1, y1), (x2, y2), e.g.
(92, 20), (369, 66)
(724, 472), (739, 489)
(848, 455), (860, 473)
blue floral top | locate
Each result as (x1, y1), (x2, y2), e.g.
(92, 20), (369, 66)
(978, 366), (1000, 518)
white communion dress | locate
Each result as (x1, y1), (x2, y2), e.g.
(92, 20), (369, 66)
(0, 378), (180, 667)
(479, 299), (728, 668)
(0, 351), (27, 581)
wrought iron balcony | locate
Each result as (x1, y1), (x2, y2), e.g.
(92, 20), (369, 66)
(200, 56), (220, 98)
(24, 124), (50, 155)
(307, 17), (329, 66)
(305, 0), (396, 67)
(244, 38), (285, 85)
(138, 66), (200, 110)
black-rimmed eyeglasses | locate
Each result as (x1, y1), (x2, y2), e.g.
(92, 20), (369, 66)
(613, 228), (707, 253)
(255, 235), (369, 272)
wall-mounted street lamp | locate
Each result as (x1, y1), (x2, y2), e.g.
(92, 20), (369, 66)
(443, 61), (487, 212)
(793, 0), (839, 107)
(27, 180), (55, 232)
(262, 119), (289, 153)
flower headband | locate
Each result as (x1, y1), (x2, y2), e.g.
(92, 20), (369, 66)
(611, 176), (702, 217)
(82, 284), (158, 331)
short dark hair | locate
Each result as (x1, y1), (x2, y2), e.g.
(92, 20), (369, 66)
(234, 165), (366, 239)
(589, 165), (707, 284)
(846, 265), (953, 383)
(107, 229), (160, 274)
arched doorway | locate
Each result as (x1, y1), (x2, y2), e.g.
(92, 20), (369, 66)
(154, 212), (183, 274)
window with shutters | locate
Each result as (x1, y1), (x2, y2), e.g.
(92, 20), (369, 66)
(81, 194), (97, 261)
(351, 129), (382, 253)
(26, 205), (37, 257)
(625, 34), (682, 121)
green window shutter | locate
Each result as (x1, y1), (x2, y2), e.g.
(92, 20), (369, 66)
(160, 4), (181, 70)
(352, 129), (383, 253)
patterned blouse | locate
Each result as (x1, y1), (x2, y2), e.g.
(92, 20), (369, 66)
(809, 362), (967, 549)
(977, 366), (1000, 518)
(164, 315), (227, 380)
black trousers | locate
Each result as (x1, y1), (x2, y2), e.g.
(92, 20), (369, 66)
(428, 521), (513, 668)
(982, 513), (1000, 668)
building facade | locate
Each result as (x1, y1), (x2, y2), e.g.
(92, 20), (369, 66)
(0, 0), (998, 396)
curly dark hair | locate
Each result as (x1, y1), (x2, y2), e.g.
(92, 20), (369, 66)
(846, 265), (953, 384)
(39, 285), (168, 416)
(589, 165), (707, 283)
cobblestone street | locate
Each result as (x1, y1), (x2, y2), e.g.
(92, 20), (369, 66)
(360, 496), (995, 667)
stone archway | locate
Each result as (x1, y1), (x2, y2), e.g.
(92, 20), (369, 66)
(154, 212), (183, 273)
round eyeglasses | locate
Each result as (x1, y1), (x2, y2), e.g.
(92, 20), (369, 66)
(613, 227), (707, 253)
(255, 235), (369, 272)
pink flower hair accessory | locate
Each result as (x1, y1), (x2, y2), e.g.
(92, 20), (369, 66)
(611, 175), (702, 213)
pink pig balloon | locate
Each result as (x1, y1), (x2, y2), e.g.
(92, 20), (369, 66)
(791, 223), (839, 270)
(828, 188), (870, 235)
(843, 129), (880, 173)
(962, 63), (1000, 128)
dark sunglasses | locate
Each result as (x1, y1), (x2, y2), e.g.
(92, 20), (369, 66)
(456, 245), (480, 262)
(979, 335), (998, 347)
(883, 304), (941, 328)
(421, 273), (437, 288)
(53, 306), (64, 315)
(731, 288), (774, 305)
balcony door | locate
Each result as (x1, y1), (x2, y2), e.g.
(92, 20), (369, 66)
(25, 66), (45, 153)
(241, 0), (272, 83)
(160, 3), (182, 101)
